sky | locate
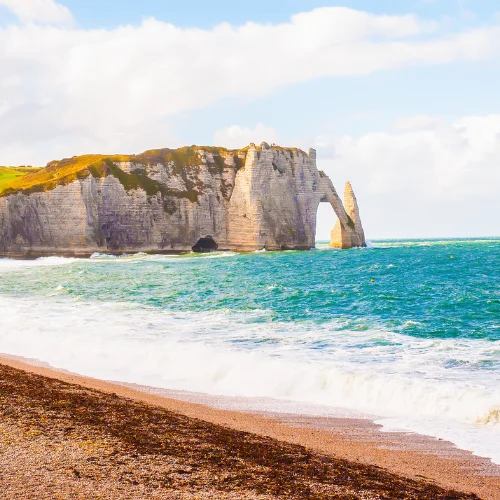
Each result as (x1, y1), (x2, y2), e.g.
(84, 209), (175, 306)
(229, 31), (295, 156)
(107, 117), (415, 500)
(0, 0), (499, 239)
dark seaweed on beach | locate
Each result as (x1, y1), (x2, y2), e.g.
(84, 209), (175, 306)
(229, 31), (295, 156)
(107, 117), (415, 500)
(0, 363), (481, 499)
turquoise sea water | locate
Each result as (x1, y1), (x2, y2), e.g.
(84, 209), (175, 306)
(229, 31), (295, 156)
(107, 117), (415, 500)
(0, 238), (499, 461)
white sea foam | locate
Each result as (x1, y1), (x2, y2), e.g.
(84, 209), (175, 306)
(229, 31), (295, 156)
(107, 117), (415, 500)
(0, 256), (78, 271)
(90, 252), (119, 259)
(200, 251), (238, 259)
(0, 295), (499, 463)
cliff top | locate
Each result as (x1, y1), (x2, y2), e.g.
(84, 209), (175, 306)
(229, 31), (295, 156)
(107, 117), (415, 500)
(0, 166), (41, 191)
(0, 144), (311, 198)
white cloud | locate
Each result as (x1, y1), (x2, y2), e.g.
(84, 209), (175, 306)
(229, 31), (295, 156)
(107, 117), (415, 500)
(330, 114), (500, 198)
(214, 124), (279, 149)
(393, 114), (445, 131)
(0, 7), (500, 165)
(0, 0), (73, 25)
(314, 114), (500, 238)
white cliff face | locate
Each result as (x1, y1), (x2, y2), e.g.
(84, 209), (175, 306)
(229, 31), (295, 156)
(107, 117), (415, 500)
(0, 144), (365, 256)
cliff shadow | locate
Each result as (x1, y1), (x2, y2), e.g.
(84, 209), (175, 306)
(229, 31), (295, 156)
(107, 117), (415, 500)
(192, 236), (218, 253)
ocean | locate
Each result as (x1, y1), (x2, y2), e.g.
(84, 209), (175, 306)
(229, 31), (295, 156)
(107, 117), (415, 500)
(0, 238), (499, 463)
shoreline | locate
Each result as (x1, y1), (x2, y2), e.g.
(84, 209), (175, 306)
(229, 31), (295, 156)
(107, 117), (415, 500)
(0, 249), (192, 259)
(1, 237), (498, 259)
(0, 246), (317, 259)
(1, 353), (499, 499)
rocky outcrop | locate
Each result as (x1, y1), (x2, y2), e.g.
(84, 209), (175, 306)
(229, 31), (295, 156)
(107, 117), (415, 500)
(0, 143), (365, 256)
(330, 182), (366, 249)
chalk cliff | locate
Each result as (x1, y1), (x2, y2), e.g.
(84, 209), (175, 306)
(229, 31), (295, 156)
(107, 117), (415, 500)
(0, 143), (365, 256)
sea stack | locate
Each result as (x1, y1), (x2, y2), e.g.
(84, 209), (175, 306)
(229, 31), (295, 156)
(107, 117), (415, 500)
(330, 182), (366, 248)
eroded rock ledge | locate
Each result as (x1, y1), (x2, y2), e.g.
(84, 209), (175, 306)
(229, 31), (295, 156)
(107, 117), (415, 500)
(0, 143), (365, 256)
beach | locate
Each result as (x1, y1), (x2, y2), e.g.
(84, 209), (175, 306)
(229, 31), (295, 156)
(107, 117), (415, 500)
(1, 355), (499, 499)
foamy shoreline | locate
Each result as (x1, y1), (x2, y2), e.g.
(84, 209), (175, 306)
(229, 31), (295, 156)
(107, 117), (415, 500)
(1, 353), (499, 499)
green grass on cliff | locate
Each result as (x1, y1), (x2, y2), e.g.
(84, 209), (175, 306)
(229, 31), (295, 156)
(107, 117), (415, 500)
(0, 155), (120, 197)
(0, 147), (248, 200)
(0, 144), (305, 200)
(0, 166), (41, 190)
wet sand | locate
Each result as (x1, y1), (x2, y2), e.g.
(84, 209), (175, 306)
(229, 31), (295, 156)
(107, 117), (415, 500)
(1, 354), (499, 499)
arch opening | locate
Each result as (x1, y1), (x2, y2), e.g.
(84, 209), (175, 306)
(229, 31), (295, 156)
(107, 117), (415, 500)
(192, 236), (218, 253)
(315, 201), (337, 247)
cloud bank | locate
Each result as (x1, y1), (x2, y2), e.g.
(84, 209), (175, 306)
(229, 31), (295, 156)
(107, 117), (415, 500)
(314, 114), (500, 238)
(1, 6), (500, 164)
(0, 0), (73, 25)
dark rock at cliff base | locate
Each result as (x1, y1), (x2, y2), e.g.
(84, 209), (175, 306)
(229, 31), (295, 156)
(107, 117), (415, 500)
(192, 236), (218, 253)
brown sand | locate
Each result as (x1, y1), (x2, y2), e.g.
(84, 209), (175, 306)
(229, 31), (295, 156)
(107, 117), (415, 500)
(1, 355), (499, 499)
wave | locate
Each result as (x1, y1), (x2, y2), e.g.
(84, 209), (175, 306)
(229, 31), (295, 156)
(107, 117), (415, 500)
(0, 251), (242, 274)
(90, 252), (120, 259)
(0, 256), (78, 271)
(198, 251), (238, 259)
(373, 238), (500, 248)
(0, 295), (499, 463)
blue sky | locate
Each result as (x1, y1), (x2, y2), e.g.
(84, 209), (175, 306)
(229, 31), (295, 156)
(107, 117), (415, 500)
(0, 0), (499, 238)
(51, 0), (500, 29)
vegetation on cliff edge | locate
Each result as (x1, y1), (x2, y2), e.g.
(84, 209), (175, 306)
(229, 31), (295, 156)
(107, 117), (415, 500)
(0, 147), (245, 200)
(0, 166), (41, 191)
(0, 144), (308, 199)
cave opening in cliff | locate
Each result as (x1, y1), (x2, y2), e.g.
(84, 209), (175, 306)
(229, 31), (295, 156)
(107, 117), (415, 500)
(192, 236), (219, 253)
(315, 202), (337, 246)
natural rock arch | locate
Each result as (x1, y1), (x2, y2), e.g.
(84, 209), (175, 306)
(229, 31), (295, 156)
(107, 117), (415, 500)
(225, 143), (366, 251)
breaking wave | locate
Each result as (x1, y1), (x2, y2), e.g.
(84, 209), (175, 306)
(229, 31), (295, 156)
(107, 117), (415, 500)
(0, 294), (499, 463)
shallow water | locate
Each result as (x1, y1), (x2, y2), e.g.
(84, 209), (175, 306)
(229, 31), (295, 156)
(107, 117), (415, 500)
(1, 238), (499, 462)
